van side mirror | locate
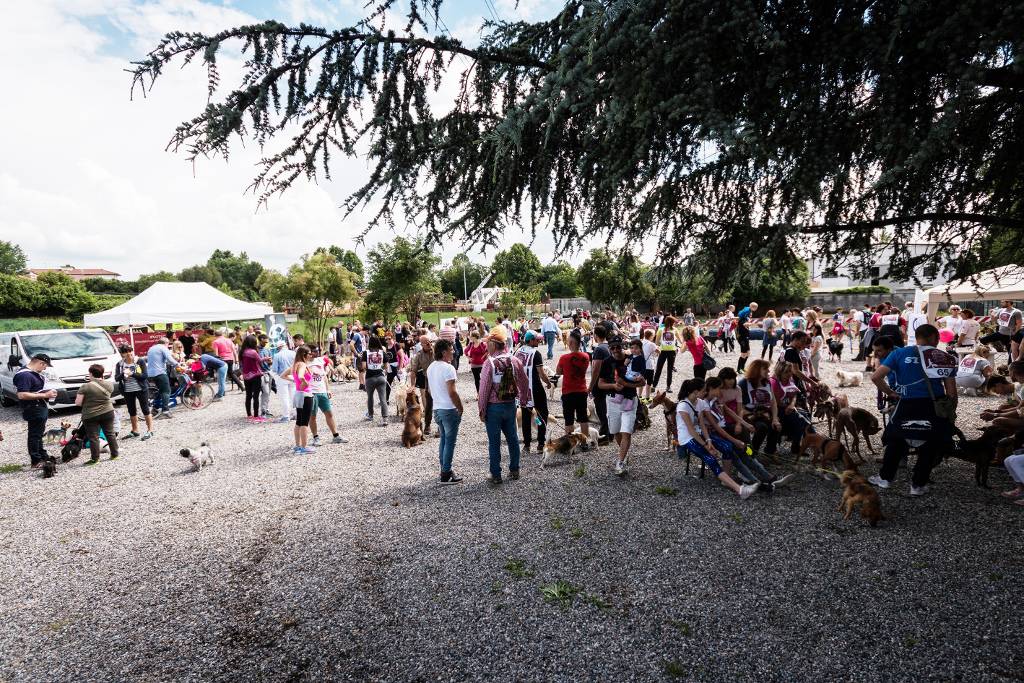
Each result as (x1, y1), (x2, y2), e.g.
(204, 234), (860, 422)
(7, 354), (21, 369)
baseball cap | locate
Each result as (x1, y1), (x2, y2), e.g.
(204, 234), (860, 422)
(607, 335), (624, 348)
(31, 353), (52, 366)
(523, 330), (538, 343)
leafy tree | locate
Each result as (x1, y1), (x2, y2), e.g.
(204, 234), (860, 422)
(315, 246), (365, 287)
(538, 262), (581, 299)
(136, 271), (179, 291)
(132, 1), (1024, 289)
(34, 273), (98, 317)
(492, 244), (542, 288)
(498, 284), (542, 320)
(577, 249), (652, 308)
(0, 241), (27, 275)
(439, 253), (487, 300)
(258, 252), (356, 347)
(364, 238), (441, 322)
(207, 250), (264, 299)
(179, 264), (224, 287)
(0, 274), (42, 316)
(80, 277), (137, 295)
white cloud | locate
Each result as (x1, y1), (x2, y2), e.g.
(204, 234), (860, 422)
(0, 0), (590, 283)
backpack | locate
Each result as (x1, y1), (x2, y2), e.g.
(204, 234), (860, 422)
(494, 356), (518, 401)
(635, 400), (651, 431)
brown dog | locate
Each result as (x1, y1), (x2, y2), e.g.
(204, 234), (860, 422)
(543, 432), (596, 468)
(649, 391), (678, 451)
(401, 389), (425, 448)
(838, 467), (885, 527)
(836, 407), (880, 462)
(812, 394), (849, 439)
(799, 427), (853, 471)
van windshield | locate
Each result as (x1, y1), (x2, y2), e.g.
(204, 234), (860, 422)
(21, 331), (115, 361)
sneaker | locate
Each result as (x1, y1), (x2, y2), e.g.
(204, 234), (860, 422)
(510, 469), (520, 481)
(312, 436), (322, 447)
(379, 420), (388, 428)
(156, 412), (172, 420)
(123, 431), (139, 440)
(910, 485), (929, 496)
(262, 411), (274, 418)
(364, 413), (374, 422)
(738, 483), (759, 499)
(292, 446), (303, 454)
(614, 459), (626, 476)
(487, 474), (503, 487)
(109, 452), (119, 460)
(772, 474), (794, 487)
(212, 396), (223, 402)
(298, 447), (315, 455)
(440, 472), (463, 485)
(332, 435), (348, 444)
(868, 475), (891, 489)
(276, 416), (291, 423)
(141, 432), (153, 441)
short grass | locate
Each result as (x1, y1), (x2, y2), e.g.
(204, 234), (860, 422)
(540, 580), (578, 607)
(504, 558), (534, 579)
(0, 463), (24, 474)
(0, 318), (66, 332)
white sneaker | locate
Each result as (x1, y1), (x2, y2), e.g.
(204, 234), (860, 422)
(739, 483), (760, 500)
(312, 435), (322, 447)
(868, 475), (891, 489)
(910, 485), (929, 496)
(772, 474), (794, 487)
(614, 459), (626, 476)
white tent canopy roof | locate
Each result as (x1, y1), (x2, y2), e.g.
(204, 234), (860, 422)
(925, 265), (1024, 320)
(83, 282), (273, 327)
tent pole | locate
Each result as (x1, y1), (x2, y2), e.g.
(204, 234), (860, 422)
(130, 324), (135, 350)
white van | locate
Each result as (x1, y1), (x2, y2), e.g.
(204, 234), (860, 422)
(0, 329), (121, 409)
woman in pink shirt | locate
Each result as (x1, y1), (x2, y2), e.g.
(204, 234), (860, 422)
(239, 335), (266, 422)
(680, 326), (708, 379)
(212, 330), (244, 391)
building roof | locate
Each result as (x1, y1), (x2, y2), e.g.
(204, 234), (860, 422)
(29, 268), (121, 277)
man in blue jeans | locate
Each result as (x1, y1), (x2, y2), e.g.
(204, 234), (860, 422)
(14, 353), (57, 468)
(426, 339), (464, 484)
(541, 312), (560, 360)
(200, 352), (228, 399)
(477, 328), (531, 485)
(146, 337), (178, 419)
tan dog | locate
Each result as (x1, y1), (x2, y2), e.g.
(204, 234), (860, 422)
(542, 431), (596, 468)
(401, 389), (425, 448)
(799, 426), (854, 471)
(649, 391), (678, 451)
(836, 407), (880, 461)
(838, 467), (885, 527)
(812, 394), (849, 438)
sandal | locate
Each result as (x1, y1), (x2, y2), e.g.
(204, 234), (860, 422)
(1001, 489), (1024, 499)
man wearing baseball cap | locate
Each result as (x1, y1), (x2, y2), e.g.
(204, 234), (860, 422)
(513, 330), (553, 453)
(14, 353), (58, 468)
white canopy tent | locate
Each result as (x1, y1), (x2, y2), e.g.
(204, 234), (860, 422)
(925, 265), (1024, 323)
(84, 281), (273, 327)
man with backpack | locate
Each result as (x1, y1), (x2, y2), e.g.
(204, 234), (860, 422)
(477, 326), (531, 486)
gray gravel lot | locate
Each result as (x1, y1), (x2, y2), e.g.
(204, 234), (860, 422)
(0, 342), (1021, 682)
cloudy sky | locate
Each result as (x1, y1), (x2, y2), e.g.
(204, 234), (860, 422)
(0, 0), (578, 279)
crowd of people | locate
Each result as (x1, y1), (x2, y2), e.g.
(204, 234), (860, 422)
(8, 300), (1024, 508)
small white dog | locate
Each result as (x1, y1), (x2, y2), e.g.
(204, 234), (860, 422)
(180, 442), (214, 472)
(835, 369), (862, 387)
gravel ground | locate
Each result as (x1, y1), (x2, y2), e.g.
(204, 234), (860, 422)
(0, 342), (1021, 682)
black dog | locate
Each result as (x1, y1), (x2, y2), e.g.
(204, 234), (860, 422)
(950, 427), (993, 488)
(42, 456), (57, 479)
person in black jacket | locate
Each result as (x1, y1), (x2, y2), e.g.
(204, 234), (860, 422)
(116, 345), (153, 440)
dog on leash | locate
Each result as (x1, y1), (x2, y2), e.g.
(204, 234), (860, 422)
(838, 466), (885, 527)
(44, 420), (73, 445)
(542, 431), (596, 468)
(835, 369), (862, 387)
(836, 407), (880, 461)
(649, 391), (678, 451)
(799, 426), (853, 472)
(827, 339), (844, 362)
(41, 455), (58, 479)
(401, 389), (425, 448)
(812, 394), (849, 438)
(180, 443), (214, 472)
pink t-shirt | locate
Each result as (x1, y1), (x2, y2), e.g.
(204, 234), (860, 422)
(212, 337), (235, 361)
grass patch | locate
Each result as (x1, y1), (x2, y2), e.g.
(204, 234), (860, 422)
(569, 527), (583, 539)
(45, 618), (72, 632)
(904, 636), (919, 648)
(490, 580), (503, 594)
(0, 318), (66, 332)
(911, 561), (928, 570)
(573, 462), (586, 478)
(540, 580), (578, 607)
(504, 558), (534, 579)
(549, 516), (564, 531)
(655, 485), (679, 496)
(727, 512), (743, 524)
(0, 464), (24, 474)
(664, 660), (687, 679)
(583, 594), (612, 612)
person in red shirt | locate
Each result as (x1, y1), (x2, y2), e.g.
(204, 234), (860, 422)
(556, 331), (591, 440)
(465, 331), (490, 393)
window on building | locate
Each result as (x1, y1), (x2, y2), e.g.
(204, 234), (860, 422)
(869, 266), (880, 286)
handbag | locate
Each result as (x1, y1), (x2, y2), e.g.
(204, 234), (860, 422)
(700, 341), (717, 371)
(918, 348), (957, 423)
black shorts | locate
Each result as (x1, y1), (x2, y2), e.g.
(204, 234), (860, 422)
(738, 336), (750, 353)
(561, 392), (589, 426)
(296, 396), (314, 427)
(123, 390), (150, 418)
(643, 368), (654, 385)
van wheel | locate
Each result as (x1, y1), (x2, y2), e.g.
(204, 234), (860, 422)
(0, 393), (15, 407)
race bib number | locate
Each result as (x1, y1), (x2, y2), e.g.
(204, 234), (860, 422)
(366, 351), (384, 371)
(998, 310), (1011, 325)
(959, 356), (977, 372)
(919, 347), (957, 379)
(752, 387), (773, 407)
(881, 314), (900, 326)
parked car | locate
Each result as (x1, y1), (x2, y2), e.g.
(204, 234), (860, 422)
(0, 329), (121, 409)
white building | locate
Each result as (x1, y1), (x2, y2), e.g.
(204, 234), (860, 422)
(807, 242), (951, 291)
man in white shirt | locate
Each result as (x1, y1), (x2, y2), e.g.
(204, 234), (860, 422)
(427, 339), (464, 484)
(541, 312), (560, 360)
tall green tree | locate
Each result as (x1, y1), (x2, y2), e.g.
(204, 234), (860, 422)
(364, 238), (441, 322)
(258, 252), (356, 347)
(0, 241), (27, 275)
(136, 271), (179, 291)
(315, 246), (364, 287)
(491, 244), (542, 288)
(179, 264), (224, 287)
(133, 1), (1024, 288)
(538, 261), (581, 298)
(577, 249), (652, 308)
(207, 250), (264, 299)
(439, 253), (487, 300)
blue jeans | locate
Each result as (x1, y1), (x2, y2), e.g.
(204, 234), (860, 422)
(215, 364), (227, 397)
(434, 408), (461, 474)
(544, 331), (557, 359)
(151, 373), (171, 412)
(485, 402), (520, 478)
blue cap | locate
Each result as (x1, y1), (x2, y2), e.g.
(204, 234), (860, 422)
(523, 330), (539, 343)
